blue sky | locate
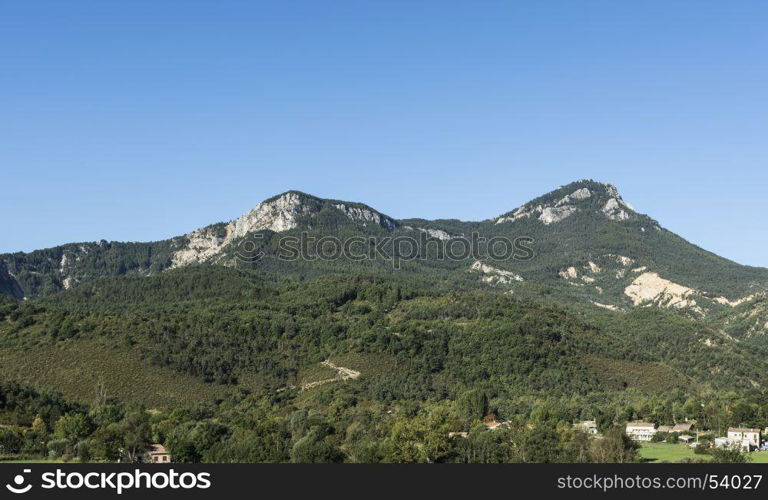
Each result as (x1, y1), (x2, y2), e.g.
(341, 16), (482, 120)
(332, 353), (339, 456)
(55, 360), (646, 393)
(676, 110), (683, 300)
(2, 1), (767, 266)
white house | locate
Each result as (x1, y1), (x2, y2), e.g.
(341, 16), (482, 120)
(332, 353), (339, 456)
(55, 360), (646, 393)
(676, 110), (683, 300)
(574, 420), (599, 435)
(726, 428), (761, 451)
(625, 422), (657, 441)
(714, 437), (730, 448)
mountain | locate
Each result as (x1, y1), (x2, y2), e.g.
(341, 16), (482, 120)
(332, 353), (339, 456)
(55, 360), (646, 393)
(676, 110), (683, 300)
(3, 180), (766, 317)
(3, 180), (768, 463)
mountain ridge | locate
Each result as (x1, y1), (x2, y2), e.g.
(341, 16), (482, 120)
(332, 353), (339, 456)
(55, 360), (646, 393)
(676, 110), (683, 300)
(2, 179), (767, 312)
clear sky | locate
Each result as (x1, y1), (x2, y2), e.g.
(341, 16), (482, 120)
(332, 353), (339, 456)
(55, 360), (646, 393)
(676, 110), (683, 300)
(2, 1), (767, 266)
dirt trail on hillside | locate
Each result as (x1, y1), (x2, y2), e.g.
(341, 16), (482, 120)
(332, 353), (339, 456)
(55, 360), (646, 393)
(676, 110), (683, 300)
(277, 360), (361, 392)
(300, 360), (360, 390)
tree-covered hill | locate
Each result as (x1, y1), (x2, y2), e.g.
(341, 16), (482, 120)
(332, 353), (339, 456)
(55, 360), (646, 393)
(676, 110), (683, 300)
(2, 180), (766, 316)
(1, 266), (766, 406)
(2, 180), (768, 463)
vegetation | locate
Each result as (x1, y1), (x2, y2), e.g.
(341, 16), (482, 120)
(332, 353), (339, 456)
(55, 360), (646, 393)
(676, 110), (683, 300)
(1, 181), (768, 462)
(0, 265), (766, 462)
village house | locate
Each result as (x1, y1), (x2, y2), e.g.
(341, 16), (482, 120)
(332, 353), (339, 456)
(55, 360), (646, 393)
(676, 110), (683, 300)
(657, 422), (694, 435)
(725, 428), (761, 451)
(145, 444), (171, 463)
(625, 422), (657, 441)
(673, 423), (695, 433)
(714, 437), (730, 448)
(482, 415), (511, 431)
(573, 420), (599, 435)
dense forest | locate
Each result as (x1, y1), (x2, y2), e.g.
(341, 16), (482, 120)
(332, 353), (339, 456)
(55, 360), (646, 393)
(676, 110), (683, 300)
(1, 265), (767, 463)
(1, 181), (768, 463)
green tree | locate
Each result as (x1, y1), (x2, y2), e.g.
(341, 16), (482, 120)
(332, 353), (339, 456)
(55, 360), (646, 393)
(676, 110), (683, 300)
(89, 424), (124, 462)
(710, 447), (750, 464)
(290, 427), (343, 463)
(0, 427), (23, 455)
(119, 411), (151, 463)
(590, 426), (638, 463)
(385, 412), (452, 463)
(456, 390), (488, 421)
(54, 413), (92, 444)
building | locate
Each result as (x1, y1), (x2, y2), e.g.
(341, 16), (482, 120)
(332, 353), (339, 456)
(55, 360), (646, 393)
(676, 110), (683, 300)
(448, 431), (468, 439)
(726, 428), (761, 451)
(574, 420), (599, 435)
(145, 444), (171, 463)
(673, 423), (695, 433)
(656, 423), (694, 434)
(625, 422), (657, 441)
(679, 435), (694, 445)
(714, 437), (730, 448)
(482, 415), (511, 431)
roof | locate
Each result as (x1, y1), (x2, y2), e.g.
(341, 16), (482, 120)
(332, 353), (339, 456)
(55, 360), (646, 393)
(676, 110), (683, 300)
(147, 444), (169, 455)
(657, 425), (674, 432)
(728, 427), (760, 433)
(673, 423), (694, 431)
(626, 422), (655, 428)
(575, 420), (597, 427)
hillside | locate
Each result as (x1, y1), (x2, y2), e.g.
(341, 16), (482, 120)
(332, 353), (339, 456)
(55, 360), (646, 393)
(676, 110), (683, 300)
(2, 181), (767, 319)
(2, 183), (768, 463)
(2, 265), (767, 405)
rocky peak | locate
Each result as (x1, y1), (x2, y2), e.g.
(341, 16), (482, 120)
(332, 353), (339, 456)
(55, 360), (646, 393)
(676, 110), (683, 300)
(170, 191), (397, 267)
(232, 191), (314, 237)
(494, 179), (636, 226)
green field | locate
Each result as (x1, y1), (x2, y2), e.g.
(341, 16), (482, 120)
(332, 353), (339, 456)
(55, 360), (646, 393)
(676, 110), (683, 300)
(639, 443), (700, 463)
(640, 443), (768, 463)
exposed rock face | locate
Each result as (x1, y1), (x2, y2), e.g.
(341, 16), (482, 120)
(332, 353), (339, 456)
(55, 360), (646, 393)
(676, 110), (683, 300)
(401, 225), (453, 240)
(470, 260), (524, 284)
(172, 192), (314, 267)
(553, 252), (761, 316)
(624, 272), (702, 313)
(56, 246), (94, 290)
(591, 301), (620, 311)
(559, 266), (579, 279)
(712, 294), (757, 307)
(495, 206), (535, 224)
(613, 255), (635, 266)
(495, 182), (637, 226)
(539, 205), (578, 225)
(602, 198), (630, 221)
(171, 226), (229, 267)
(416, 227), (453, 241)
(333, 203), (397, 230)
(496, 186), (591, 225)
(171, 192), (400, 267)
(560, 187), (592, 203)
(233, 192), (312, 236)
